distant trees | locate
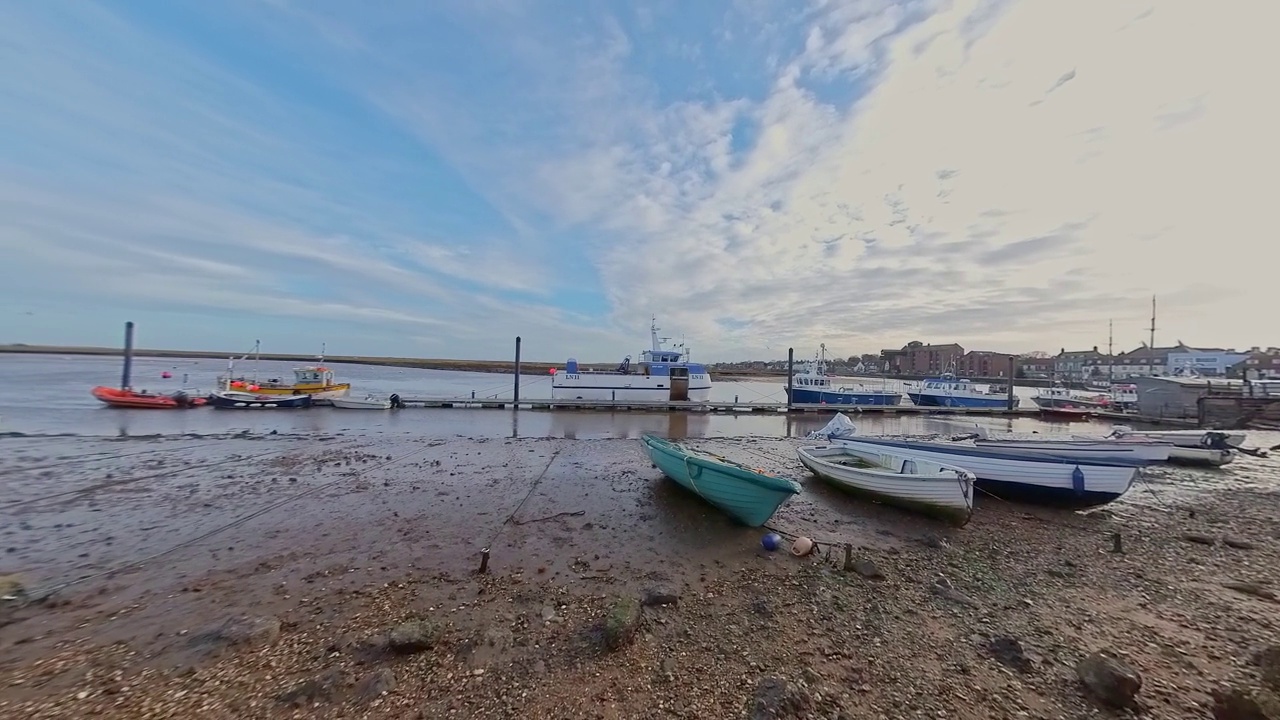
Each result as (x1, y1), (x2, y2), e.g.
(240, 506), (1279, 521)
(1022, 350), (1051, 359)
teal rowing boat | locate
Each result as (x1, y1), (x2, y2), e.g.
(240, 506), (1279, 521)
(640, 434), (802, 527)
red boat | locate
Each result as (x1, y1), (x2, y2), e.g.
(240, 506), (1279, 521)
(1037, 406), (1094, 420)
(91, 386), (205, 409)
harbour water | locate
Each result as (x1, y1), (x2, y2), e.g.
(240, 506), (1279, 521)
(3, 353), (1052, 438)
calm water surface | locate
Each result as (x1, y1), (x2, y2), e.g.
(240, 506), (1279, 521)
(0, 354), (1261, 449)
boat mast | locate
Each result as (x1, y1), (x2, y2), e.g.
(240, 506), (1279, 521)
(1108, 319), (1114, 386)
(253, 339), (261, 384)
(1148, 296), (1156, 377)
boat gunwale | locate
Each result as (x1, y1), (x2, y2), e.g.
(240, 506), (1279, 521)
(640, 434), (802, 495)
(796, 447), (973, 527)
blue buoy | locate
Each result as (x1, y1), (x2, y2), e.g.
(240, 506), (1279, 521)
(761, 532), (783, 551)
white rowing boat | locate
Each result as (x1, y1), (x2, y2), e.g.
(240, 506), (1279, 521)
(331, 395), (392, 409)
(797, 445), (974, 526)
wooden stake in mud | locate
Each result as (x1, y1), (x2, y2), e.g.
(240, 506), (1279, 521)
(1110, 532), (1124, 554)
(478, 547), (491, 574)
(842, 543), (853, 571)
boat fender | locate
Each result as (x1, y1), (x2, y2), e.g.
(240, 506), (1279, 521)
(1071, 466), (1085, 496)
(791, 537), (815, 557)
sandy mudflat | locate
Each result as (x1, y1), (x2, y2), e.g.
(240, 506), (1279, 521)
(1, 433), (1279, 719)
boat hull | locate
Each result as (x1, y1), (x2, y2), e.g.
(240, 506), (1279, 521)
(1110, 428), (1247, 449)
(796, 445), (972, 526)
(830, 437), (1137, 509)
(907, 392), (1010, 409)
(553, 375), (712, 402)
(973, 438), (1171, 463)
(1032, 396), (1106, 410)
(209, 392), (313, 409)
(331, 397), (391, 409)
(248, 384), (350, 401)
(786, 388), (902, 406)
(91, 386), (202, 409)
(640, 434), (800, 527)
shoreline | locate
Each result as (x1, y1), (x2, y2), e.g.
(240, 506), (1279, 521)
(2, 346), (1061, 385)
(1, 434), (1278, 718)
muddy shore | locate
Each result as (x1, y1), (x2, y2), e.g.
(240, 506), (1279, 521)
(2, 434), (1278, 719)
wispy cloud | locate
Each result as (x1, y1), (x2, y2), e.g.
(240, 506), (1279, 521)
(1, 0), (1275, 361)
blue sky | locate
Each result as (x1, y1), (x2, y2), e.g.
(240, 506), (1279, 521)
(1, 0), (1273, 361)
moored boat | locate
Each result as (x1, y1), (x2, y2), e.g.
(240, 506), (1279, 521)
(331, 395), (392, 409)
(1031, 383), (1109, 411)
(796, 445), (973, 526)
(208, 391), (312, 409)
(219, 342), (351, 402)
(553, 319), (711, 402)
(971, 438), (1170, 463)
(92, 386), (205, 409)
(906, 373), (1013, 409)
(640, 434), (800, 526)
(809, 415), (1136, 508)
(1106, 426), (1247, 449)
(785, 345), (902, 406)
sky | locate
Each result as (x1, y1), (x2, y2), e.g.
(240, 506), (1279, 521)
(2, 0), (1276, 362)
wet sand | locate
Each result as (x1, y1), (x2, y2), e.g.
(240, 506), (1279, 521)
(2, 433), (1279, 719)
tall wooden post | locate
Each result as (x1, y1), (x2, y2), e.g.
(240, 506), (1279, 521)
(1007, 355), (1016, 410)
(787, 347), (795, 411)
(121, 321), (135, 390)
(513, 336), (522, 406)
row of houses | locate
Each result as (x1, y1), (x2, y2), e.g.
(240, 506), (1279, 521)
(882, 342), (1280, 381)
(1032, 344), (1280, 381)
(879, 342), (1020, 378)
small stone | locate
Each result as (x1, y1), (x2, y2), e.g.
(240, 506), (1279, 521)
(1225, 537), (1259, 550)
(602, 597), (642, 651)
(1076, 650), (1142, 709)
(1223, 582), (1278, 601)
(750, 676), (812, 720)
(642, 589), (680, 607)
(276, 668), (348, 706)
(353, 669), (395, 703)
(387, 619), (438, 654)
(540, 606), (557, 622)
(931, 579), (978, 608)
(987, 636), (1034, 674)
(1210, 686), (1278, 720)
(851, 559), (884, 580)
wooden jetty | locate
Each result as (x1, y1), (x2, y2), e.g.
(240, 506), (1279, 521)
(392, 396), (1039, 416)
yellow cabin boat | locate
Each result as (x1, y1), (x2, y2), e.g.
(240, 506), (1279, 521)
(220, 342), (352, 402)
(230, 365), (351, 400)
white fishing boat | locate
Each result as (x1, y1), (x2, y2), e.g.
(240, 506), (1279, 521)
(809, 414), (1136, 508)
(796, 445), (974, 526)
(971, 438), (1171, 463)
(551, 318), (711, 402)
(331, 395), (392, 409)
(1069, 430), (1239, 466)
(906, 372), (1015, 409)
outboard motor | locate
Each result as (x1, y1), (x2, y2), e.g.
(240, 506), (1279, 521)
(1201, 431), (1231, 450)
(389, 393), (404, 409)
(172, 390), (190, 407)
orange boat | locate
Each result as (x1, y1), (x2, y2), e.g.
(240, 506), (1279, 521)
(91, 386), (205, 409)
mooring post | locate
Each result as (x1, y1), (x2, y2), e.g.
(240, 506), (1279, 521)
(121, 321), (135, 390)
(478, 547), (491, 574)
(787, 347), (795, 411)
(513, 336), (522, 406)
(1007, 356), (1016, 411)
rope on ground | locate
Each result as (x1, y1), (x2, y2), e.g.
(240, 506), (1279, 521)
(509, 510), (585, 525)
(21, 441), (437, 605)
(481, 448), (564, 554)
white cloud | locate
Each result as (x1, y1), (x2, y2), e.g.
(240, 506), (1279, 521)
(514, 0), (1280, 357)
